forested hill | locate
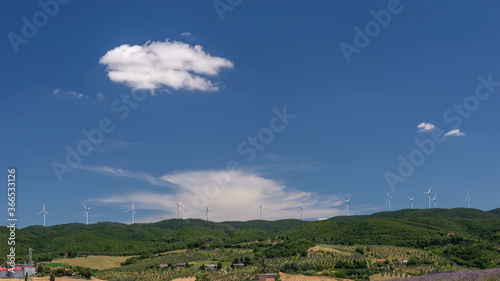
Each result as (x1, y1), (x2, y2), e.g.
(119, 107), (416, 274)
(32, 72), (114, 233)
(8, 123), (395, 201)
(1, 208), (499, 268)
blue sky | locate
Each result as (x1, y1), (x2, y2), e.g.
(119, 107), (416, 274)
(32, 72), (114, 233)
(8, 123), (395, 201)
(2, 1), (500, 227)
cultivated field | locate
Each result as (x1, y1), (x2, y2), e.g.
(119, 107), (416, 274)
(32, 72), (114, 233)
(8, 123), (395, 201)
(51, 255), (134, 270)
(280, 272), (350, 281)
(9, 277), (105, 281)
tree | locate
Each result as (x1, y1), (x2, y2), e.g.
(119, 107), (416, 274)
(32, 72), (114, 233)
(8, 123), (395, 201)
(49, 276), (55, 281)
(244, 256), (253, 265)
(195, 274), (210, 281)
(217, 262), (222, 270)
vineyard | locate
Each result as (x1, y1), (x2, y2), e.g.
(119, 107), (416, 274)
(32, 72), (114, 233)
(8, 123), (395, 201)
(89, 244), (473, 280)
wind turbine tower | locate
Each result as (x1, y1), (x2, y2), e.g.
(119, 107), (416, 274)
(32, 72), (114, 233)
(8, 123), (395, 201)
(205, 207), (212, 221)
(465, 190), (471, 209)
(409, 196), (414, 209)
(298, 202), (306, 221)
(125, 202), (138, 224)
(83, 202), (92, 225)
(258, 201), (264, 220)
(37, 202), (49, 227)
(386, 191), (392, 211)
(175, 201), (183, 219)
(424, 186), (432, 209)
(432, 194), (437, 208)
(343, 198), (351, 216)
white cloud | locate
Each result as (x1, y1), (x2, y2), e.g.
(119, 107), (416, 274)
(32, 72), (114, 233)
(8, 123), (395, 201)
(445, 129), (466, 137)
(97, 92), (105, 101)
(417, 122), (436, 132)
(99, 40), (233, 92)
(88, 168), (345, 222)
(53, 89), (87, 99)
(180, 32), (192, 38)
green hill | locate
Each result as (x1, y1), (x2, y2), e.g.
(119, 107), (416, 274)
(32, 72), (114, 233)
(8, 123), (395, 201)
(1, 208), (499, 269)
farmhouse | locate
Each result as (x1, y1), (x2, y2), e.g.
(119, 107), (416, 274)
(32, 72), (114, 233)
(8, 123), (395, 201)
(205, 264), (217, 270)
(233, 263), (245, 268)
(375, 259), (387, 263)
(398, 258), (408, 263)
(257, 273), (276, 281)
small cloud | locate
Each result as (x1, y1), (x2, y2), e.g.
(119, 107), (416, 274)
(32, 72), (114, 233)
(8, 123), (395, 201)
(53, 89), (87, 99)
(100, 39), (233, 92)
(180, 32), (192, 38)
(445, 129), (466, 137)
(97, 92), (105, 101)
(66, 91), (85, 98)
(417, 122), (435, 132)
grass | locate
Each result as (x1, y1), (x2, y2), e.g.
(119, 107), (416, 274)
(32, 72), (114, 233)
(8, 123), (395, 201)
(51, 255), (135, 270)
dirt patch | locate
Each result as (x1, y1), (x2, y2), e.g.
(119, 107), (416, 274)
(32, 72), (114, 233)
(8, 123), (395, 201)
(308, 245), (344, 255)
(171, 277), (196, 281)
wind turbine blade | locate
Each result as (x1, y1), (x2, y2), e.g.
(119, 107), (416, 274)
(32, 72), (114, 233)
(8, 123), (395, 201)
(83, 202), (87, 208)
(125, 209), (132, 213)
(37, 210), (44, 215)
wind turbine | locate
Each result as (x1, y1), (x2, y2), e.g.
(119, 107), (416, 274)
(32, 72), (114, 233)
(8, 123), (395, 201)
(424, 186), (432, 209)
(343, 198), (351, 216)
(175, 200), (183, 219)
(125, 202), (138, 224)
(205, 207), (212, 221)
(386, 191), (392, 211)
(298, 202), (305, 221)
(83, 202), (92, 225)
(465, 190), (471, 209)
(258, 201), (264, 220)
(37, 202), (49, 227)
(409, 196), (414, 209)
(432, 194), (437, 208)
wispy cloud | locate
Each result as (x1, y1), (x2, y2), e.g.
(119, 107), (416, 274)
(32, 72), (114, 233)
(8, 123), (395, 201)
(99, 39), (233, 92)
(79, 166), (172, 187)
(180, 32), (192, 38)
(417, 122), (435, 132)
(53, 88), (87, 99)
(445, 129), (466, 137)
(87, 167), (345, 222)
(96, 92), (105, 101)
